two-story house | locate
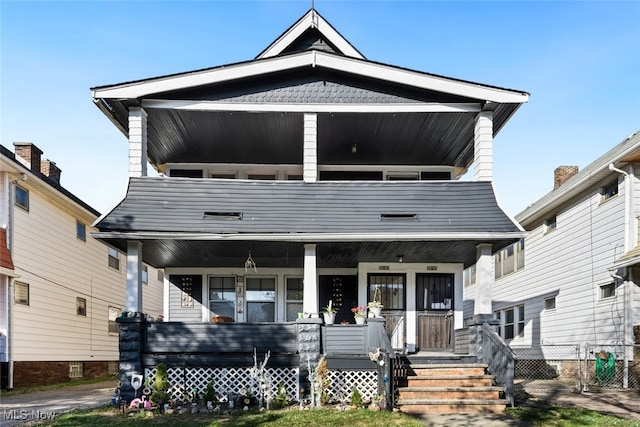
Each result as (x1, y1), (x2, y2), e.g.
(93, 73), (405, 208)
(0, 143), (164, 388)
(91, 8), (528, 352)
(90, 9), (529, 411)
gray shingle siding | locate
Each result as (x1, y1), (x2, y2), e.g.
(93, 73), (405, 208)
(96, 178), (519, 235)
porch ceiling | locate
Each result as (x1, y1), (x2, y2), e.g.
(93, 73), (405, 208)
(143, 110), (481, 167)
(100, 239), (517, 269)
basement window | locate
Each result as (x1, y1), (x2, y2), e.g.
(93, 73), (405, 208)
(204, 211), (243, 220)
(69, 362), (83, 378)
(380, 213), (418, 221)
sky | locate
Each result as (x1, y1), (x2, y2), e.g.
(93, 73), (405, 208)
(1, 0), (639, 217)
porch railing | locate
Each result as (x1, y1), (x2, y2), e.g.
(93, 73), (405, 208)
(481, 322), (515, 406)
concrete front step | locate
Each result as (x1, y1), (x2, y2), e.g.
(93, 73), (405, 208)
(411, 363), (487, 377)
(399, 386), (502, 400)
(405, 374), (494, 387)
(397, 398), (507, 414)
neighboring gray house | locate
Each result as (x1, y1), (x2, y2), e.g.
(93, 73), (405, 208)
(469, 130), (640, 387)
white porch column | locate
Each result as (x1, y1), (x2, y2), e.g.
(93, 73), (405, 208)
(126, 241), (143, 313)
(303, 113), (318, 182)
(303, 243), (318, 313)
(474, 243), (494, 316)
(128, 107), (148, 178)
(473, 111), (493, 181)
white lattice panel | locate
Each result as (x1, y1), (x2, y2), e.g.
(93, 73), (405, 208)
(327, 370), (378, 403)
(145, 366), (299, 402)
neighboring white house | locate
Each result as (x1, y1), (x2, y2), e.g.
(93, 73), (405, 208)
(463, 130), (640, 380)
(0, 143), (163, 388)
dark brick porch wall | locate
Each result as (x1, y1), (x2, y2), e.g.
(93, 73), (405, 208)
(12, 361), (114, 388)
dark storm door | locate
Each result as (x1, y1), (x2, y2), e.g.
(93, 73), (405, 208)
(319, 275), (358, 324)
(416, 273), (453, 350)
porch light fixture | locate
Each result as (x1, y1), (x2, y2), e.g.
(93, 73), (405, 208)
(397, 255), (404, 263)
(351, 143), (357, 154)
(244, 251), (257, 273)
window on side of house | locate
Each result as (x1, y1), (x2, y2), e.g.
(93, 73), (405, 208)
(142, 266), (148, 284)
(386, 172), (419, 181)
(14, 282), (29, 305)
(495, 239), (525, 279)
(367, 274), (406, 310)
(599, 282), (615, 300)
(544, 215), (557, 234)
(76, 220), (86, 241)
(285, 277), (303, 322)
(601, 179), (619, 202)
(209, 276), (236, 320)
(544, 296), (557, 311)
(76, 297), (87, 316)
(210, 172), (237, 179)
(463, 265), (476, 287)
(69, 361), (83, 378)
(246, 277), (276, 322)
(15, 185), (29, 211)
(108, 306), (119, 334)
(108, 247), (120, 270)
(495, 304), (525, 340)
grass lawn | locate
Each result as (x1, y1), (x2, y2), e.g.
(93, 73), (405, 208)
(36, 406), (425, 426)
(506, 405), (640, 426)
(33, 403), (640, 427)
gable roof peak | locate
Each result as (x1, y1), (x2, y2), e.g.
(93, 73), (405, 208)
(257, 9), (365, 60)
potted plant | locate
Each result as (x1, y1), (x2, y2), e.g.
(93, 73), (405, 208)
(368, 287), (383, 317)
(351, 306), (367, 324)
(322, 300), (336, 324)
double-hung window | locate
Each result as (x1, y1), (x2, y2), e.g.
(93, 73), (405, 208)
(246, 277), (276, 322)
(209, 276), (236, 320)
(285, 277), (303, 322)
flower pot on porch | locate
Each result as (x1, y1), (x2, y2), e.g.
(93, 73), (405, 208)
(323, 312), (336, 324)
(355, 316), (366, 325)
(369, 307), (382, 317)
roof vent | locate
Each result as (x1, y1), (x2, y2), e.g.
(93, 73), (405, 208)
(380, 213), (418, 221)
(204, 211), (243, 220)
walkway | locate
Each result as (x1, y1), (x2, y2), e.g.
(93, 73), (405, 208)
(0, 380), (117, 426)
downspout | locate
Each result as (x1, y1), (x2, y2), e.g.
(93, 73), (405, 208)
(608, 163), (631, 388)
(6, 177), (18, 389)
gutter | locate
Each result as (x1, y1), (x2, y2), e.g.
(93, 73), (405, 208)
(91, 231), (527, 243)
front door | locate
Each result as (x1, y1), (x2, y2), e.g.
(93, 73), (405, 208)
(416, 273), (453, 350)
(319, 275), (357, 324)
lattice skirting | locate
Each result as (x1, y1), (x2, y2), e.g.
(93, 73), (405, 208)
(144, 366), (299, 403)
(327, 370), (378, 403)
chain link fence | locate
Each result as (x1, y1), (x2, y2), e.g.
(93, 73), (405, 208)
(583, 343), (640, 391)
(510, 343), (640, 392)
(511, 345), (581, 391)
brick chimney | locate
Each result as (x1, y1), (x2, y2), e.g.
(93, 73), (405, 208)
(13, 142), (43, 173)
(41, 159), (62, 184)
(554, 165), (579, 190)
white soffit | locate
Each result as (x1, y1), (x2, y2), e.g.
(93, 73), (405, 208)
(257, 9), (364, 60)
(92, 51), (528, 104)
